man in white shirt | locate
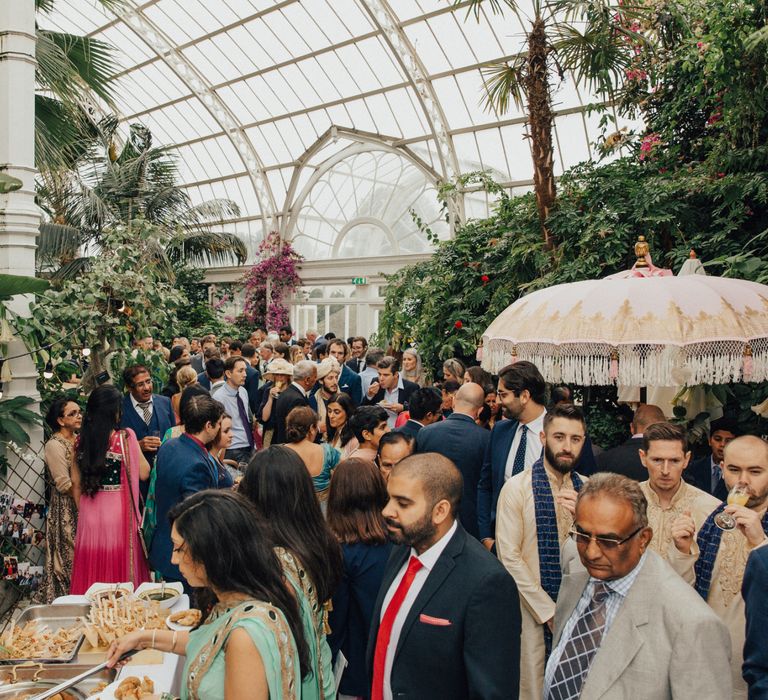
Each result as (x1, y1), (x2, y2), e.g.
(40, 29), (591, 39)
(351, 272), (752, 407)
(368, 452), (521, 700)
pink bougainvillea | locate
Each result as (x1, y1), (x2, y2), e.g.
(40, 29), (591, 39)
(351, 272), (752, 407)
(241, 232), (304, 331)
(639, 133), (661, 161)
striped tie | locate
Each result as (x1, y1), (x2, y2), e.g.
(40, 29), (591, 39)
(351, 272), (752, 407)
(512, 425), (528, 475)
(137, 401), (152, 425)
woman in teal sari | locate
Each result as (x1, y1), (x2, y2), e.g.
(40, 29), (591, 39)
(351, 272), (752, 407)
(241, 447), (343, 700)
(107, 490), (310, 700)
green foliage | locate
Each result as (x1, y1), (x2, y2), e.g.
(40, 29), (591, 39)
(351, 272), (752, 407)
(0, 397), (42, 447)
(172, 266), (241, 340)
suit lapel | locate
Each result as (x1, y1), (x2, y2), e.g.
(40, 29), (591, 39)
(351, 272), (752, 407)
(553, 570), (589, 643)
(393, 527), (463, 664)
(494, 420), (518, 484)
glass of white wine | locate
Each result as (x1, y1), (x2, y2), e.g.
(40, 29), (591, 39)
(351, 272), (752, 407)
(714, 484), (751, 531)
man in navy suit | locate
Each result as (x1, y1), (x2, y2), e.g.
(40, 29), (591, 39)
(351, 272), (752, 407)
(346, 336), (368, 374)
(743, 544), (768, 697)
(363, 356), (419, 428)
(120, 364), (176, 469)
(395, 387), (442, 440)
(688, 416), (737, 500)
(240, 342), (262, 414)
(477, 361), (547, 552)
(328, 338), (363, 404)
(368, 452), (521, 700)
(417, 384), (489, 538)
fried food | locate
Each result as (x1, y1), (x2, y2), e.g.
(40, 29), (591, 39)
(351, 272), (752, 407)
(114, 675), (155, 700)
(0, 619), (82, 660)
(168, 609), (201, 627)
(83, 593), (168, 649)
(89, 682), (109, 696)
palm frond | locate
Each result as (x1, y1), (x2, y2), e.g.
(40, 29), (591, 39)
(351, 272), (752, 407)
(49, 255), (92, 283)
(455, 0), (518, 20)
(36, 222), (84, 269)
(180, 199), (242, 226)
(480, 59), (527, 114)
(166, 231), (248, 267)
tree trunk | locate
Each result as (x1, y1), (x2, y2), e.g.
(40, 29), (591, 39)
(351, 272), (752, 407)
(525, 17), (556, 250)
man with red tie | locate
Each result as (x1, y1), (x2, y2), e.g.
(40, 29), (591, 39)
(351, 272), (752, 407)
(368, 453), (522, 700)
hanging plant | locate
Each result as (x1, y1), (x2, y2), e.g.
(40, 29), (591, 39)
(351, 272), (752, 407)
(241, 232), (303, 331)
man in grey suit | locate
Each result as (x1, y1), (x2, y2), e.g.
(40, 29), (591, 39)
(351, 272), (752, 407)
(544, 473), (731, 700)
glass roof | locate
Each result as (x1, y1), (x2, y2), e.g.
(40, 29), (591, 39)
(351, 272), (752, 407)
(40, 0), (634, 261)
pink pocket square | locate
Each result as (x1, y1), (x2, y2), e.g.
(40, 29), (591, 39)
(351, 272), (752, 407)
(419, 614), (452, 626)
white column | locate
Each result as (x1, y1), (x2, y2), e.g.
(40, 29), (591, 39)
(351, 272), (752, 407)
(0, 1), (44, 503)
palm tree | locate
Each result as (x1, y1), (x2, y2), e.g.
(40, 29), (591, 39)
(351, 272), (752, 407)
(35, 0), (124, 172)
(36, 117), (247, 279)
(458, 0), (671, 248)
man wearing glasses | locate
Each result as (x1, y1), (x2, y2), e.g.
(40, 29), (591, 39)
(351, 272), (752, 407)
(495, 403), (588, 700)
(544, 473), (731, 700)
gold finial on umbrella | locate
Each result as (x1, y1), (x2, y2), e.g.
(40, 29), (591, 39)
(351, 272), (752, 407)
(634, 236), (650, 267)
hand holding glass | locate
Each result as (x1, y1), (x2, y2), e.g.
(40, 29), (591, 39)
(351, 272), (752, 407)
(714, 484), (750, 531)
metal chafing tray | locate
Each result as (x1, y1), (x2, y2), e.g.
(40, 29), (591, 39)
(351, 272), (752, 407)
(0, 605), (89, 665)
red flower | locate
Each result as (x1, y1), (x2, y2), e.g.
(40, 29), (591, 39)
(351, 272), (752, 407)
(454, 320), (463, 329)
(717, 172), (726, 178)
(481, 275), (490, 283)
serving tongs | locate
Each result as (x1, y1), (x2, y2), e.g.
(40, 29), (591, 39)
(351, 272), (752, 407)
(28, 649), (138, 700)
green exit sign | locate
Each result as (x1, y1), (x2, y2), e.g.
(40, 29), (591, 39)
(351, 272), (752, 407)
(352, 277), (368, 285)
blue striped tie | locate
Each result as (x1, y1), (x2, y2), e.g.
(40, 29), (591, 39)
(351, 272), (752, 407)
(512, 425), (528, 475)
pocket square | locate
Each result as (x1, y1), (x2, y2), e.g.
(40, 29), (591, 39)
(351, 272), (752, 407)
(419, 614), (451, 626)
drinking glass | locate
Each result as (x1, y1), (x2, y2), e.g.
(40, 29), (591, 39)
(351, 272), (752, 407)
(714, 484), (750, 531)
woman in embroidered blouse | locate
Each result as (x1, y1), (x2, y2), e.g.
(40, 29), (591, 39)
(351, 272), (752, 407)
(241, 447), (343, 700)
(36, 398), (81, 602)
(325, 393), (358, 458)
(106, 490), (309, 700)
(70, 385), (151, 594)
(284, 406), (340, 510)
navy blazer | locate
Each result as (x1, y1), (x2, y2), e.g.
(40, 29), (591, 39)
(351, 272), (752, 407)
(689, 455), (728, 500)
(244, 364), (262, 414)
(119, 394), (175, 466)
(743, 545), (768, 697)
(394, 419), (423, 441)
(366, 524), (521, 700)
(149, 434), (219, 585)
(329, 541), (392, 697)
(477, 418), (520, 541)
(416, 413), (489, 538)
(338, 365), (363, 405)
(196, 372), (211, 391)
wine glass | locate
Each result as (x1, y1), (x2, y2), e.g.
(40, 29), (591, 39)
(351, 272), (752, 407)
(714, 484), (751, 531)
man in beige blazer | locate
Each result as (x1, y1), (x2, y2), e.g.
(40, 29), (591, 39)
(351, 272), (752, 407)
(544, 473), (731, 700)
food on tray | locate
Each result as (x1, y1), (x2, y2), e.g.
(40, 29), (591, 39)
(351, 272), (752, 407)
(82, 592), (168, 649)
(0, 619), (83, 660)
(89, 682), (109, 696)
(168, 609), (201, 627)
(114, 676), (155, 700)
(11, 690), (76, 700)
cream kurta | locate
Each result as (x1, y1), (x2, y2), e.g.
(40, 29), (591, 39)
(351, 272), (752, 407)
(496, 467), (583, 700)
(640, 480), (720, 559)
(668, 507), (767, 700)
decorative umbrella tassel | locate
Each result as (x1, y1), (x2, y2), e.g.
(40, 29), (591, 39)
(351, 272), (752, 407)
(743, 346), (753, 382)
(609, 352), (619, 381)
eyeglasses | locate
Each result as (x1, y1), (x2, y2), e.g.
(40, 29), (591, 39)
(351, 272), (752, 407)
(568, 525), (644, 551)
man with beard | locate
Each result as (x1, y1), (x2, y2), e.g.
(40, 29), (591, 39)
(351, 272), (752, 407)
(478, 361), (548, 553)
(670, 435), (768, 700)
(368, 453), (521, 700)
(309, 357), (340, 434)
(495, 403), (588, 699)
(637, 421), (719, 560)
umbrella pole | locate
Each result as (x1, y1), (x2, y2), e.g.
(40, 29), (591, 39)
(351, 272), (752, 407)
(640, 386), (648, 404)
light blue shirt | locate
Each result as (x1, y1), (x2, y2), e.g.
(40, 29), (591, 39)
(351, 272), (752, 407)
(543, 551), (648, 696)
(215, 382), (252, 450)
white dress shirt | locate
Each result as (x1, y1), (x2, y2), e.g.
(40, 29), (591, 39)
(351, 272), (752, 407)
(130, 393), (153, 422)
(382, 375), (405, 428)
(504, 409), (546, 479)
(380, 519), (458, 700)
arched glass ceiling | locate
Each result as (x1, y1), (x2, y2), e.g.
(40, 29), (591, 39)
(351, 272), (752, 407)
(39, 0), (631, 261)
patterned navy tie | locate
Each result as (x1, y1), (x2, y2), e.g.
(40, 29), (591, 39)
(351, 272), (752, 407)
(512, 425), (528, 476)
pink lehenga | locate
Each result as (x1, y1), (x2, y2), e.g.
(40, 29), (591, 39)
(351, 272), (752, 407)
(70, 429), (150, 594)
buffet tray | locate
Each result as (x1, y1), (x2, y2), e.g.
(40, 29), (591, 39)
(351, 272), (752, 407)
(0, 604), (89, 665)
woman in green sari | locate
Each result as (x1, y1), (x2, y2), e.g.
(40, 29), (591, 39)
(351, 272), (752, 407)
(241, 447), (343, 700)
(106, 490), (310, 700)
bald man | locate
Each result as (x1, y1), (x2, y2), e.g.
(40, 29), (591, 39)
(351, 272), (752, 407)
(368, 453), (521, 700)
(593, 403), (667, 481)
(416, 383), (490, 538)
(669, 435), (768, 699)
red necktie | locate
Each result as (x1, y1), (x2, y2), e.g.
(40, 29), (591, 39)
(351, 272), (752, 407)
(371, 555), (424, 700)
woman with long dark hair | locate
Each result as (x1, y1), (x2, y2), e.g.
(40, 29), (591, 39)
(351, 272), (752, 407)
(70, 385), (150, 593)
(107, 490), (308, 699)
(325, 393), (358, 458)
(326, 458), (392, 699)
(36, 397), (81, 602)
(241, 447), (343, 700)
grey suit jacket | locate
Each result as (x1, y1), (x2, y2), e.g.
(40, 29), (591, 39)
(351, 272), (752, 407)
(552, 549), (732, 699)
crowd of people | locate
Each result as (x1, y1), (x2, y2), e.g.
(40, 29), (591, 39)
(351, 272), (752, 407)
(33, 326), (768, 699)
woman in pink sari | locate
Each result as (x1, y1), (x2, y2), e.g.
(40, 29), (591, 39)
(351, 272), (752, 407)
(70, 385), (150, 594)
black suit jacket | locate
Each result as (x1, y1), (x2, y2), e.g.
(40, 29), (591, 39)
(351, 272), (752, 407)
(688, 455), (728, 500)
(272, 384), (309, 444)
(346, 357), (366, 374)
(416, 414), (489, 538)
(743, 545), (768, 697)
(363, 378), (419, 410)
(395, 419), (423, 440)
(593, 436), (647, 481)
(367, 524), (521, 700)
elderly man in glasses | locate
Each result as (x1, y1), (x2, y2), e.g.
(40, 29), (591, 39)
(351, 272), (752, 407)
(544, 473), (731, 700)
